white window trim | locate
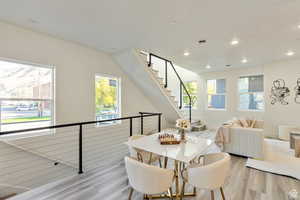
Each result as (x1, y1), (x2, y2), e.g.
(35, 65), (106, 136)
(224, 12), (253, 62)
(0, 58), (56, 139)
(206, 79), (227, 111)
(94, 73), (122, 127)
(237, 75), (264, 112)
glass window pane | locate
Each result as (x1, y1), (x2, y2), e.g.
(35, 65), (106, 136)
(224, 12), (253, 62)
(183, 95), (197, 109)
(0, 60), (53, 99)
(208, 94), (225, 109)
(207, 80), (216, 94)
(1, 100), (52, 131)
(239, 75), (264, 93)
(216, 79), (226, 93)
(239, 93), (264, 110)
(95, 76), (120, 125)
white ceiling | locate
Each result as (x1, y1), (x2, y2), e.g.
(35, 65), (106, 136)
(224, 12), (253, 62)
(0, 0), (300, 73)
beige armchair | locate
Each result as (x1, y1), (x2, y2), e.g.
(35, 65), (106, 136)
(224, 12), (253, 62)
(224, 120), (265, 159)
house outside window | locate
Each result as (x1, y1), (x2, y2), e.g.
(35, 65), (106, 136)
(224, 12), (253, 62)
(0, 59), (54, 132)
(207, 79), (226, 109)
(238, 75), (264, 111)
(95, 75), (121, 125)
(183, 81), (197, 109)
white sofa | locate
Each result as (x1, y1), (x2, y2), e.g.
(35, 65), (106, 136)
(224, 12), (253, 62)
(224, 120), (264, 159)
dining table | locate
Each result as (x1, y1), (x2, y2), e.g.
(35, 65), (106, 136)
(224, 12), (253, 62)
(125, 132), (213, 199)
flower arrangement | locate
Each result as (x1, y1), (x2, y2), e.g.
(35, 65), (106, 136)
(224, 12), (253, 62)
(176, 119), (191, 130)
(176, 119), (191, 142)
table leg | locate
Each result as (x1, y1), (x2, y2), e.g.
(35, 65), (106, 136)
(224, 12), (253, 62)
(174, 160), (179, 200)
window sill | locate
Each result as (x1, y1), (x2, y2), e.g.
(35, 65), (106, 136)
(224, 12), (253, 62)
(206, 108), (227, 111)
(238, 109), (265, 112)
(0, 129), (55, 141)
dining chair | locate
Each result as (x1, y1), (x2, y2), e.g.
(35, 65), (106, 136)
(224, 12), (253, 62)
(128, 135), (162, 166)
(181, 153), (231, 200)
(125, 156), (174, 200)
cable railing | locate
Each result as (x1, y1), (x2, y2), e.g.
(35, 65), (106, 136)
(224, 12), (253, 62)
(0, 112), (162, 175)
(147, 53), (192, 122)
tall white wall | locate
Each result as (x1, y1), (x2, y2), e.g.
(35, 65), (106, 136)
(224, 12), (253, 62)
(0, 21), (165, 193)
(197, 59), (300, 138)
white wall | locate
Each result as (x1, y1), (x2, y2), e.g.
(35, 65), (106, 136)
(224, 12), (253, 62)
(197, 59), (300, 138)
(0, 21), (165, 193)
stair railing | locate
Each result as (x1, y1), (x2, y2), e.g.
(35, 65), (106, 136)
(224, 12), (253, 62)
(148, 53), (192, 122)
(0, 112), (162, 175)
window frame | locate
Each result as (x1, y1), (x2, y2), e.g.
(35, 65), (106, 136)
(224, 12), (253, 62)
(0, 57), (56, 135)
(206, 78), (227, 111)
(94, 73), (122, 127)
(182, 80), (198, 110)
(237, 74), (264, 112)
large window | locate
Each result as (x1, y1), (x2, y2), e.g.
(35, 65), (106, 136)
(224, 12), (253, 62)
(238, 75), (264, 111)
(95, 75), (121, 125)
(207, 79), (226, 109)
(183, 81), (197, 109)
(0, 59), (54, 132)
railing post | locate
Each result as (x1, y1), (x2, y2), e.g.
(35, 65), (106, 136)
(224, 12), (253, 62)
(179, 83), (182, 109)
(158, 114), (161, 132)
(129, 118), (133, 137)
(148, 53), (152, 67)
(140, 113), (144, 135)
(164, 61), (168, 88)
(78, 124), (83, 174)
(189, 101), (192, 122)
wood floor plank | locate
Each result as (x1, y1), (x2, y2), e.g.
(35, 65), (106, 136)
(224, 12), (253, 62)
(10, 156), (300, 200)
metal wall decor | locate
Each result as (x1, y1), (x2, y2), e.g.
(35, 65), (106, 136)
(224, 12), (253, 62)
(270, 79), (290, 105)
(295, 78), (300, 104)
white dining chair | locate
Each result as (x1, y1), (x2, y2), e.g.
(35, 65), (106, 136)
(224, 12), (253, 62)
(128, 135), (162, 166)
(181, 153), (231, 200)
(125, 156), (174, 200)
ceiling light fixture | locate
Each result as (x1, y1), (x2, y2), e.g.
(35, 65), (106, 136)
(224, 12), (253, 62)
(241, 58), (248, 63)
(183, 52), (190, 56)
(206, 65), (211, 69)
(297, 24), (300, 29)
(286, 51), (295, 56)
(230, 39), (239, 46)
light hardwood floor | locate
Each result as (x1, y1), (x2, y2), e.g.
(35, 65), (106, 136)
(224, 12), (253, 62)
(10, 156), (300, 200)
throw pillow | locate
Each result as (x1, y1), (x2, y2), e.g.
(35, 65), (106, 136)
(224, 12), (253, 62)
(250, 120), (257, 128)
(239, 119), (249, 128)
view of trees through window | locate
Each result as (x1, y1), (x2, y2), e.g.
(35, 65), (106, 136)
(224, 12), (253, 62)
(183, 81), (197, 109)
(95, 75), (120, 125)
(0, 60), (53, 132)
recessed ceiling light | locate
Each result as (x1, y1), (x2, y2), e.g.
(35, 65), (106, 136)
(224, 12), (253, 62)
(286, 51), (295, 56)
(206, 65), (211, 69)
(241, 58), (248, 63)
(297, 24), (300, 29)
(183, 52), (190, 56)
(230, 39), (239, 46)
(226, 64), (231, 67)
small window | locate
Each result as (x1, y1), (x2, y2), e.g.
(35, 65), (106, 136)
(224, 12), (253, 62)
(183, 81), (197, 109)
(207, 79), (226, 109)
(0, 59), (54, 132)
(238, 75), (264, 111)
(95, 75), (121, 126)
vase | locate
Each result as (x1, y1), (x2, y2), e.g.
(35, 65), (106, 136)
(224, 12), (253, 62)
(179, 128), (186, 143)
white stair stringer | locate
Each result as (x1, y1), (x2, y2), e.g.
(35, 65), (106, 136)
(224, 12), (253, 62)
(113, 49), (183, 123)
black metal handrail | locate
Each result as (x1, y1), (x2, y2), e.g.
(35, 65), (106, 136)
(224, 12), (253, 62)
(148, 53), (192, 122)
(0, 112), (162, 174)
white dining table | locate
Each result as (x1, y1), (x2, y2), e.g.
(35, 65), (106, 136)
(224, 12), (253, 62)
(125, 132), (214, 199)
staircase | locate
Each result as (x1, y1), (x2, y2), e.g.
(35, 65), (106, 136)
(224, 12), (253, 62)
(114, 49), (192, 124)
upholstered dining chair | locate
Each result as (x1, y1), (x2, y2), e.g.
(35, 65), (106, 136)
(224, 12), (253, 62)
(128, 135), (162, 166)
(125, 156), (174, 200)
(181, 153), (231, 200)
